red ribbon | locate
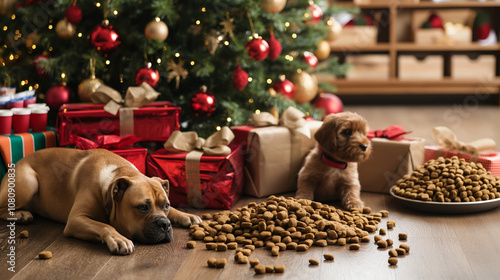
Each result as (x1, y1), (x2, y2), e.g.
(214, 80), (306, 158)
(69, 134), (140, 150)
(368, 125), (412, 141)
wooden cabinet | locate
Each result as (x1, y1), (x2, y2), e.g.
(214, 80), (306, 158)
(322, 1), (500, 99)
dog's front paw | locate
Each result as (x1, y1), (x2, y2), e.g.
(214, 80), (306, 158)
(13, 211), (34, 224)
(103, 233), (135, 255)
(177, 213), (202, 227)
(342, 199), (365, 211)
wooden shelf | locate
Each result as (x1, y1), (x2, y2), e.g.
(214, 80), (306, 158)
(326, 1), (500, 101)
(396, 43), (500, 51)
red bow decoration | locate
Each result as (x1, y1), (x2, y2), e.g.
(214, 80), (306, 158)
(368, 125), (412, 141)
(69, 134), (140, 150)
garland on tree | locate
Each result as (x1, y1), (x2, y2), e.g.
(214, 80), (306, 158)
(1, 0), (349, 136)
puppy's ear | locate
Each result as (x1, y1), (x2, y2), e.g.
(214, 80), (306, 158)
(315, 114), (339, 151)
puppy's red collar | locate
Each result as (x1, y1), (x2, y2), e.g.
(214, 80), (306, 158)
(318, 147), (348, 170)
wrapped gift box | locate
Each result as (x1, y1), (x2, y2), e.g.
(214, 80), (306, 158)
(57, 101), (180, 146)
(232, 120), (322, 197)
(111, 147), (148, 174)
(358, 137), (426, 194)
(146, 144), (244, 209)
(0, 130), (57, 179)
(424, 146), (500, 177)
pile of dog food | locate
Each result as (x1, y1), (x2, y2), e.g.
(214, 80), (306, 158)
(187, 195), (409, 273)
(392, 156), (500, 202)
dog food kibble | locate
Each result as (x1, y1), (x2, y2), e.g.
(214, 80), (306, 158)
(202, 213), (212, 220)
(396, 248), (406, 255)
(207, 258), (217, 267)
(186, 241), (196, 249)
(389, 249), (398, 257)
(400, 244), (410, 253)
(398, 233), (408, 241)
(215, 258), (227, 268)
(189, 196), (407, 269)
(386, 239), (394, 247)
(392, 156), (500, 203)
(376, 240), (388, 248)
(250, 259), (260, 268)
(324, 254), (335, 261)
(206, 243), (217, 250)
(38, 251), (53, 259)
(309, 258), (319, 265)
(274, 264), (285, 273)
(254, 264), (266, 274)
(388, 257), (398, 265)
(20, 230), (29, 238)
(349, 244), (360, 250)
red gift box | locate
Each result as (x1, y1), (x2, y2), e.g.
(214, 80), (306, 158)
(71, 134), (148, 174)
(146, 144), (244, 209)
(57, 101), (180, 146)
(424, 146), (500, 177)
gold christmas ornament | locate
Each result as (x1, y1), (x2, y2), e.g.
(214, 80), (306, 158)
(166, 59), (189, 89)
(315, 40), (331, 60)
(326, 16), (342, 42)
(78, 58), (103, 102)
(56, 18), (76, 39)
(205, 29), (222, 55)
(291, 71), (318, 104)
(220, 12), (236, 41)
(145, 18), (169, 41)
(260, 0), (287, 14)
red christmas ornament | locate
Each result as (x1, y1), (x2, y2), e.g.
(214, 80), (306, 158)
(245, 35), (269, 61)
(313, 93), (343, 117)
(135, 64), (160, 87)
(90, 21), (121, 54)
(272, 76), (295, 99)
(306, 3), (323, 23)
(302, 51), (318, 70)
(33, 54), (50, 77)
(65, 2), (82, 25)
(190, 86), (216, 116)
(46, 84), (72, 111)
(232, 65), (249, 91)
(267, 33), (282, 61)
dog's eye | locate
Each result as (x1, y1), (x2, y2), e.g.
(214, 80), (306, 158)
(137, 204), (150, 213)
(163, 203), (170, 211)
(341, 129), (352, 137)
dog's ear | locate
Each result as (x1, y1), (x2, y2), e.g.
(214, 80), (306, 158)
(152, 177), (169, 195)
(315, 114), (339, 151)
(110, 177), (132, 202)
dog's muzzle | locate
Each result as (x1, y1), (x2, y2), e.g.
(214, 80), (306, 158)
(137, 217), (173, 244)
(360, 144), (368, 152)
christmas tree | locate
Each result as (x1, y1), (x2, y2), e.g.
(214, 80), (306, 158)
(1, 0), (348, 136)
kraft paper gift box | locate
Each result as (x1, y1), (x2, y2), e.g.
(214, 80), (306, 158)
(57, 83), (180, 146)
(0, 129), (57, 179)
(71, 134), (148, 174)
(424, 126), (500, 176)
(358, 126), (425, 194)
(146, 127), (244, 210)
(232, 107), (322, 197)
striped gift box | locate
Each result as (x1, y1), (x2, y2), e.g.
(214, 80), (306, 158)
(0, 130), (57, 179)
(424, 145), (500, 177)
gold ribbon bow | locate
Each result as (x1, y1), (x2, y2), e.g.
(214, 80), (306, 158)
(163, 126), (234, 208)
(91, 82), (160, 115)
(433, 126), (496, 155)
(251, 107), (311, 138)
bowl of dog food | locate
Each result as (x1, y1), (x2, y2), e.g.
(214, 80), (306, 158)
(390, 156), (500, 214)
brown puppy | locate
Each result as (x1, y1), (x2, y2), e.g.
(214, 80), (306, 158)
(296, 112), (371, 209)
(0, 148), (202, 255)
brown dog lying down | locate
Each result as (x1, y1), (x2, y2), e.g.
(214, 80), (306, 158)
(296, 112), (371, 210)
(0, 148), (202, 255)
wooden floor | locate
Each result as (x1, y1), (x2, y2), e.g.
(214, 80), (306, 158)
(2, 105), (500, 280)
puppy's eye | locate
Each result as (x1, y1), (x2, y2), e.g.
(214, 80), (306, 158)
(163, 203), (170, 211)
(137, 204), (150, 213)
(341, 129), (352, 137)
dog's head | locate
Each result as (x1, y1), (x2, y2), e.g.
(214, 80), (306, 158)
(105, 176), (173, 244)
(314, 112), (371, 163)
